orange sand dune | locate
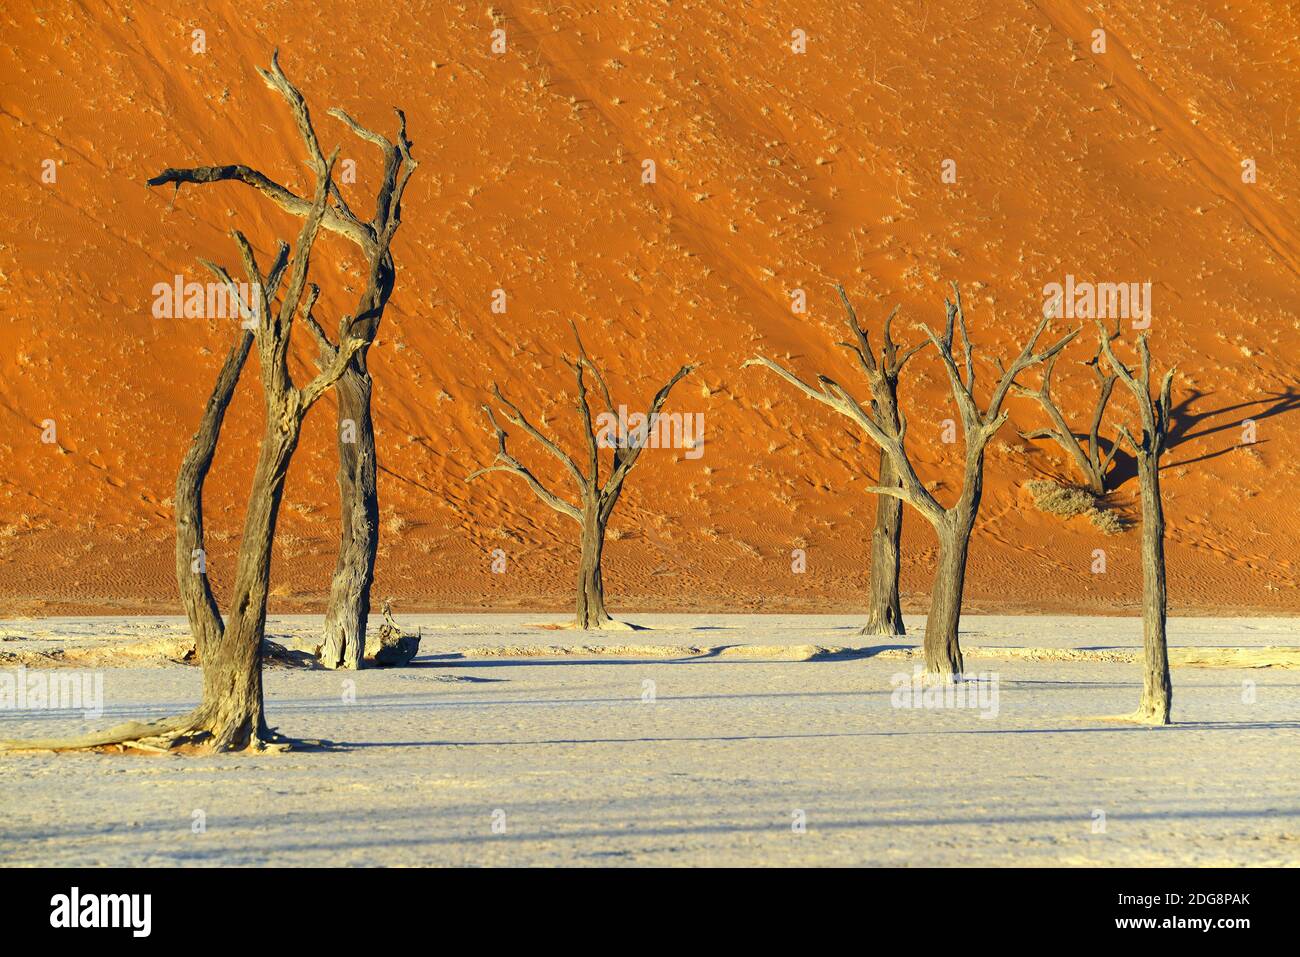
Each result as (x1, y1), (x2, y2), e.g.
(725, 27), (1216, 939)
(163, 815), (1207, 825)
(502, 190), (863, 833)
(0, 1), (1296, 618)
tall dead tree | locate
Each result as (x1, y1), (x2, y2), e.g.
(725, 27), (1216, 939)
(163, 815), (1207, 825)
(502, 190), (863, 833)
(1, 53), (414, 755)
(1015, 321), (1121, 494)
(747, 283), (1074, 676)
(1098, 328), (1175, 724)
(146, 51), (416, 670)
(173, 245), (296, 665)
(467, 325), (693, 629)
(174, 293), (259, 663)
(743, 287), (927, 636)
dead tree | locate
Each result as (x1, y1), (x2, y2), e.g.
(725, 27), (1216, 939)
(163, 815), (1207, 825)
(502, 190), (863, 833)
(4, 171), (358, 752)
(743, 287), (927, 636)
(747, 283), (1074, 676)
(174, 294), (258, 663)
(146, 51), (417, 670)
(467, 325), (693, 629)
(1098, 328), (1175, 724)
(1014, 322), (1121, 494)
(0, 55), (413, 755)
(172, 245), (297, 664)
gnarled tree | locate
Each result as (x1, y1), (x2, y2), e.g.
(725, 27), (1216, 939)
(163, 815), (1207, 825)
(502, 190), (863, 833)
(746, 283), (1074, 676)
(173, 266), (264, 663)
(467, 325), (693, 629)
(743, 287), (927, 636)
(146, 51), (417, 670)
(1098, 328), (1175, 725)
(1015, 321), (1121, 494)
(1, 53), (413, 755)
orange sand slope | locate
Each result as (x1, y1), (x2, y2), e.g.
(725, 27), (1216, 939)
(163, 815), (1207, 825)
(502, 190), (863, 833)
(0, 1), (1296, 617)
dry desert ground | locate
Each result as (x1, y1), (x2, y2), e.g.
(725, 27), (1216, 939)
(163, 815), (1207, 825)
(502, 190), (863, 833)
(1, 613), (1296, 866)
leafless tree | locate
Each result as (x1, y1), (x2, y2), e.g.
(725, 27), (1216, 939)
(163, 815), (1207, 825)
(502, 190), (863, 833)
(145, 51), (417, 670)
(173, 287), (259, 665)
(747, 283), (1074, 676)
(1098, 328), (1175, 724)
(467, 325), (693, 629)
(1015, 322), (1121, 494)
(743, 287), (927, 636)
(1, 53), (412, 755)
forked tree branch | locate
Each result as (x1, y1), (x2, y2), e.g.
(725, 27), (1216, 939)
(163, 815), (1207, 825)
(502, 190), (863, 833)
(467, 326), (694, 523)
(466, 405), (584, 522)
(1097, 323), (1176, 460)
(147, 48), (419, 358)
(1012, 323), (1121, 492)
(489, 382), (587, 491)
(743, 286), (947, 525)
(747, 282), (1078, 526)
(601, 362), (694, 504)
(924, 282), (1079, 448)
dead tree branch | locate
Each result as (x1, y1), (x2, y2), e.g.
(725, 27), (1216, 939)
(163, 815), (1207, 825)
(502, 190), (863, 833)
(468, 326), (694, 628)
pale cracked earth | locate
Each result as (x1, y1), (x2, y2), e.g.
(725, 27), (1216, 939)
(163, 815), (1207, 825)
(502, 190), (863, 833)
(0, 615), (1297, 866)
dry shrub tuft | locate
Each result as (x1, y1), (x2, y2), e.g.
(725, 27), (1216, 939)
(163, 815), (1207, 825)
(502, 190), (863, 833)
(1026, 479), (1126, 534)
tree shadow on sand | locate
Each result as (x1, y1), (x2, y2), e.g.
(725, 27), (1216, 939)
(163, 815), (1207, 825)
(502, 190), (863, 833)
(327, 718), (1300, 750)
(1103, 386), (1300, 488)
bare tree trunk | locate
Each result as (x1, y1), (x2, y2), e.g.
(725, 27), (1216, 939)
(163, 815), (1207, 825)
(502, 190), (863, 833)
(575, 505), (611, 629)
(175, 329), (253, 660)
(1, 52), (416, 756)
(924, 514), (972, 677)
(193, 420), (301, 749)
(319, 249), (393, 668)
(863, 445), (906, 636)
(319, 362), (378, 669)
(468, 325), (693, 631)
(1097, 325), (1175, 724)
(747, 283), (1074, 675)
(1134, 455), (1172, 723)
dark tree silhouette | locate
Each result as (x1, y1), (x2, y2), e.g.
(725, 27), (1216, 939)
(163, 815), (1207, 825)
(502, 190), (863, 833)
(1099, 327), (1176, 725)
(145, 52), (416, 670)
(747, 283), (1074, 676)
(743, 286), (928, 636)
(1015, 321), (1122, 494)
(468, 325), (693, 629)
(1, 52), (414, 754)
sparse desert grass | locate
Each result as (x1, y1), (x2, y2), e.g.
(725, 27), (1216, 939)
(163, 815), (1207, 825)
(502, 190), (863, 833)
(489, 525), (526, 544)
(1087, 506), (1126, 535)
(0, 515), (50, 539)
(1026, 479), (1126, 534)
(1027, 480), (1095, 518)
(276, 534), (311, 559)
